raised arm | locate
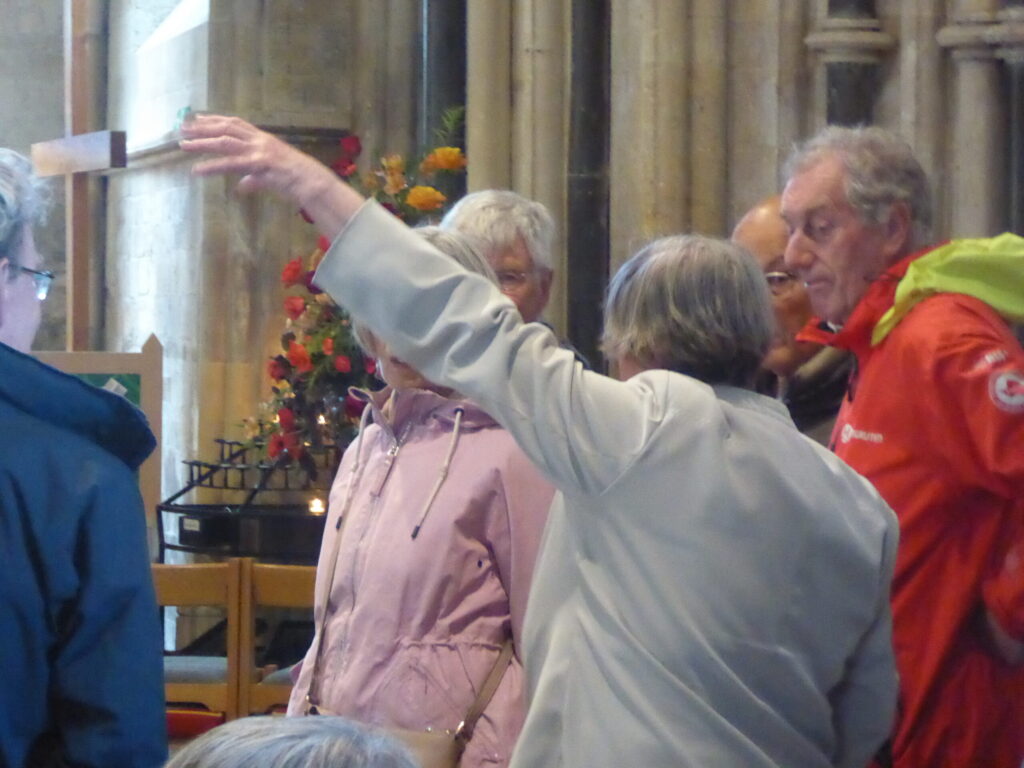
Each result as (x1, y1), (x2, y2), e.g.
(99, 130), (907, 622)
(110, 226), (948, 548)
(182, 116), (695, 495)
(181, 114), (363, 239)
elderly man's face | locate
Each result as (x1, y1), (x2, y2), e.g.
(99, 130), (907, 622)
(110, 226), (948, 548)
(489, 237), (552, 323)
(781, 154), (901, 325)
(732, 202), (819, 377)
(0, 228), (43, 353)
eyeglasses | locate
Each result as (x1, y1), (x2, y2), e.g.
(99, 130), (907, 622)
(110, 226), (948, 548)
(15, 265), (55, 301)
(764, 271), (800, 297)
(496, 270), (534, 292)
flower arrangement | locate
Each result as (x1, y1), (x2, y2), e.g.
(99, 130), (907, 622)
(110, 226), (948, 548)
(243, 109), (468, 480)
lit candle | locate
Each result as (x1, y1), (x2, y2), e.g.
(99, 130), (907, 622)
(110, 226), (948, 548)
(317, 414), (327, 425)
(308, 497), (326, 515)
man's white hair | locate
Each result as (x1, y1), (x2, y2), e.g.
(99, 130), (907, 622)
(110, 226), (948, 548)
(440, 189), (555, 272)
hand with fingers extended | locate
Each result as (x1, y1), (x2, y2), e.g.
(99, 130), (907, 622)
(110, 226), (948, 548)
(179, 113), (365, 241)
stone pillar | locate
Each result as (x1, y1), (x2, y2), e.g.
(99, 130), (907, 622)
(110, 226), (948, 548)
(466, 1), (512, 189)
(511, 0), (569, 332)
(350, 0), (420, 159)
(938, 3), (1008, 236)
(727, 1), (809, 226)
(896, 0), (945, 232)
(805, 1), (895, 128)
(609, 0), (689, 272)
(689, 0), (727, 235)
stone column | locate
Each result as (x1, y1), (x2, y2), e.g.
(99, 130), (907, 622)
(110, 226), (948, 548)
(688, 0), (727, 235)
(466, 0), (512, 189)
(510, 0), (569, 332)
(609, 0), (689, 272)
(726, 0), (810, 226)
(805, 1), (895, 128)
(897, 0), (945, 231)
(349, 0), (420, 159)
(938, 3), (1008, 236)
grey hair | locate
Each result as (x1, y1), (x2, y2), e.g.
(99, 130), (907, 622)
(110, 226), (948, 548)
(602, 235), (774, 388)
(784, 125), (932, 250)
(353, 225), (498, 354)
(0, 149), (49, 273)
(440, 189), (556, 272)
(164, 715), (418, 768)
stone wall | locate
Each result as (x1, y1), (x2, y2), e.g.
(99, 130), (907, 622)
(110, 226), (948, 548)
(104, 0), (420, 519)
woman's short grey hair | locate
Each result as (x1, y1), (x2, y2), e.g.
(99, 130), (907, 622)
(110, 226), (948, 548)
(353, 226), (497, 354)
(784, 125), (932, 249)
(164, 715), (418, 768)
(440, 189), (555, 272)
(0, 149), (49, 272)
(602, 235), (774, 388)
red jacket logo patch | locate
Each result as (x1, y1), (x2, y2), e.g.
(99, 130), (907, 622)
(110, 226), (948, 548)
(989, 371), (1024, 413)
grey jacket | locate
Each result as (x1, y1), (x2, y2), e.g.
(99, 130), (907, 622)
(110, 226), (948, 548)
(314, 201), (899, 768)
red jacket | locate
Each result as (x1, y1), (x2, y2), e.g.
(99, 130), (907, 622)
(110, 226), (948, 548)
(823, 250), (1024, 767)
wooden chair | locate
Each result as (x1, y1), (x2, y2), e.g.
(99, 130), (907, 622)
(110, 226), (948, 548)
(151, 559), (242, 722)
(238, 559), (317, 715)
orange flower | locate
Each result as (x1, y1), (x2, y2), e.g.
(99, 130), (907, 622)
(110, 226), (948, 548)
(383, 170), (407, 196)
(287, 341), (313, 373)
(406, 185), (447, 212)
(420, 147), (466, 174)
(321, 337), (334, 355)
(381, 154), (405, 173)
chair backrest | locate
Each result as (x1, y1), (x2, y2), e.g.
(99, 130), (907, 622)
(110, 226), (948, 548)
(151, 559), (242, 720)
(238, 559), (317, 715)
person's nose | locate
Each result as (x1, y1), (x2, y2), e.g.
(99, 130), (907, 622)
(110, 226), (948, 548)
(784, 230), (814, 275)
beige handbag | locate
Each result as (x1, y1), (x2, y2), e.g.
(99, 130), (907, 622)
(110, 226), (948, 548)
(304, 445), (515, 767)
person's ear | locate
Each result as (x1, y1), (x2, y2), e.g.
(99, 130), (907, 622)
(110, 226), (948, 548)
(881, 201), (912, 259)
(537, 267), (553, 305)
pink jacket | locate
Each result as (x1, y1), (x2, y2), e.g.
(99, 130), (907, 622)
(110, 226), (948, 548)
(288, 387), (554, 768)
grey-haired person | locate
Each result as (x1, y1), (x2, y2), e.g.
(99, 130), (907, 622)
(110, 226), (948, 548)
(182, 114), (899, 768)
(164, 715), (417, 768)
(0, 148), (165, 766)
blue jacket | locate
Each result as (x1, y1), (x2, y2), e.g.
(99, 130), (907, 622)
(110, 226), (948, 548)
(0, 343), (167, 767)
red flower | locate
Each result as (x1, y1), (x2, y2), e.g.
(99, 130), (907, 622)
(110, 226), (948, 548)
(277, 407), (296, 432)
(287, 341), (313, 373)
(280, 257), (304, 286)
(267, 431), (303, 461)
(267, 432), (286, 459)
(364, 358), (377, 376)
(282, 431), (304, 459)
(284, 295), (307, 321)
(331, 159), (358, 178)
(321, 337), (334, 355)
(316, 235), (331, 252)
(334, 354), (352, 373)
(267, 356), (290, 380)
(339, 134), (362, 159)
